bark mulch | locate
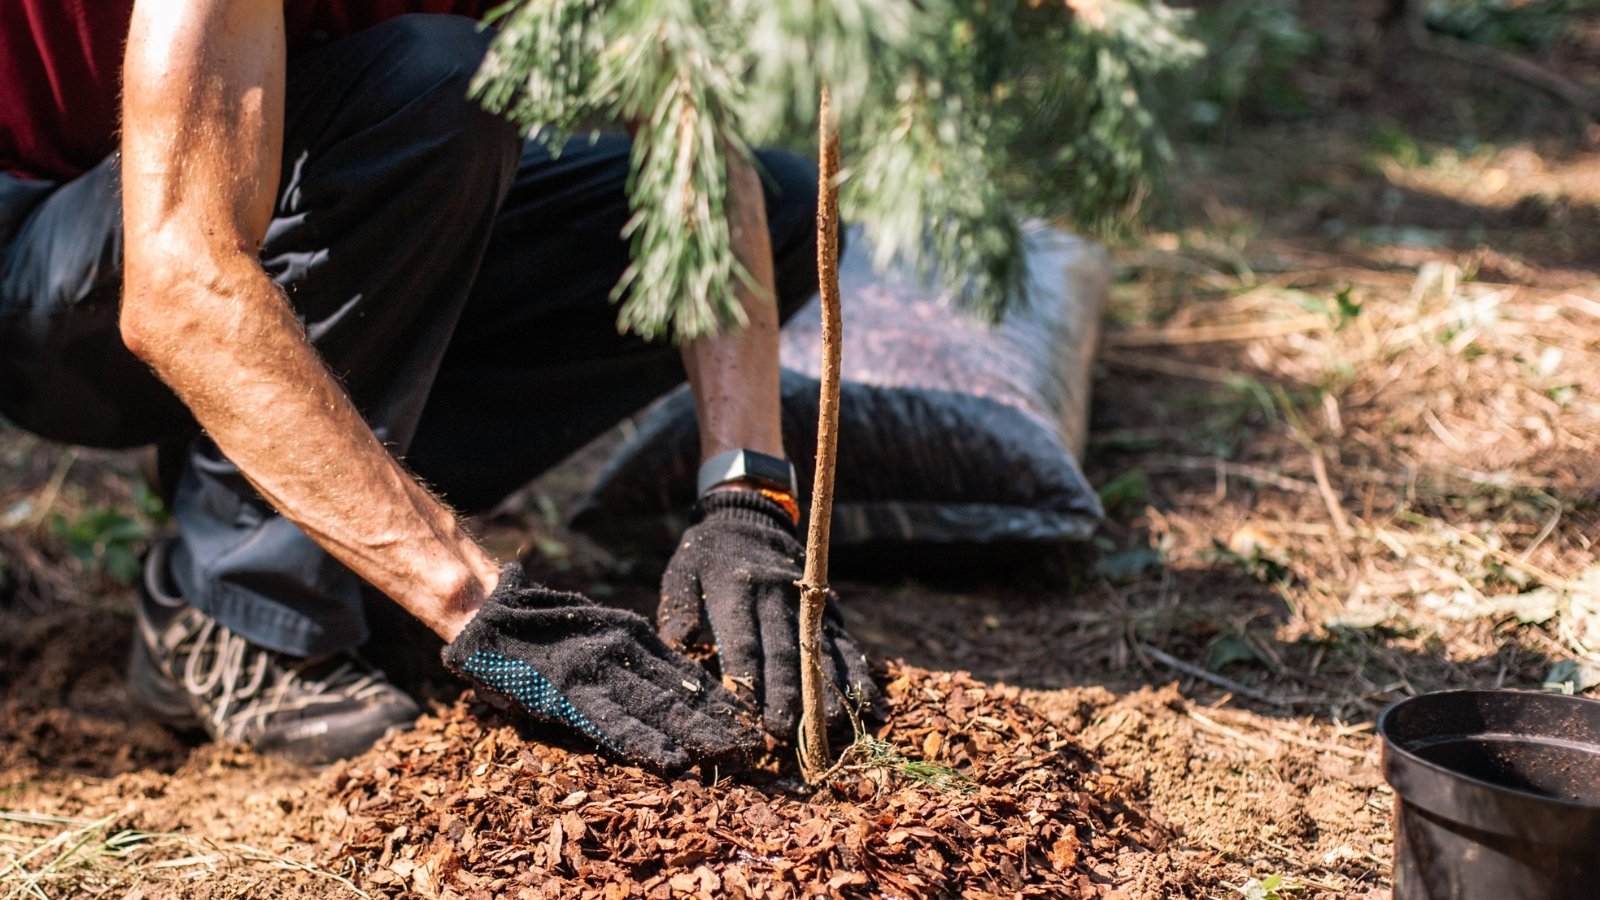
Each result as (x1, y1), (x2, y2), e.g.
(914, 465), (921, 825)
(317, 661), (1167, 899)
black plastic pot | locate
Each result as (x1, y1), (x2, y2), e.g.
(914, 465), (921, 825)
(1379, 689), (1600, 899)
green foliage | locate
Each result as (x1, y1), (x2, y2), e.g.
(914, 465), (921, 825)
(1093, 545), (1164, 583)
(1205, 537), (1290, 585)
(476, 0), (753, 339)
(1204, 633), (1261, 672)
(1096, 469), (1150, 513)
(1425, 0), (1596, 51)
(1178, 0), (1316, 131)
(49, 505), (148, 584)
(1369, 123), (1431, 168)
(1299, 285), (1362, 330)
(1232, 873), (1287, 900)
(473, 0), (1199, 340)
(851, 735), (977, 793)
(997, 1), (1201, 230)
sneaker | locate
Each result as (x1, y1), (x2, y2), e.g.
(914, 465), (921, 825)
(127, 541), (420, 765)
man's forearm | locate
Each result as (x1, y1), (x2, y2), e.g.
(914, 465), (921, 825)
(122, 252), (497, 639)
(120, 0), (497, 641)
(682, 156), (785, 466)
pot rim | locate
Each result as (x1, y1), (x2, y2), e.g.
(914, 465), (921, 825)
(1379, 689), (1600, 822)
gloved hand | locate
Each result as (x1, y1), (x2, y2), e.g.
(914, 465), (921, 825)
(443, 563), (762, 775)
(658, 489), (878, 738)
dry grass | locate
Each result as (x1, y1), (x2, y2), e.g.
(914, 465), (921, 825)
(1095, 188), (1600, 721)
(0, 810), (365, 900)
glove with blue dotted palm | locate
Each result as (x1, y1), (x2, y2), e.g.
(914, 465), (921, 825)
(442, 563), (763, 774)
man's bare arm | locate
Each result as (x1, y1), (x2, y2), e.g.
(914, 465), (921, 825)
(119, 0), (498, 641)
(681, 158), (785, 466)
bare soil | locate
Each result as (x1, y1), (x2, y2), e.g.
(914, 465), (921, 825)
(4, 2), (1599, 897)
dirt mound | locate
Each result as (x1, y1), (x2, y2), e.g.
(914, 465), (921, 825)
(317, 663), (1171, 898)
(0, 605), (192, 786)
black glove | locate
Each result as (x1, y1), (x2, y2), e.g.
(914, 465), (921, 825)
(658, 489), (878, 737)
(443, 563), (762, 775)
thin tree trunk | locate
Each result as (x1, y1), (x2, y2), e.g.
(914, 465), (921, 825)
(796, 84), (842, 784)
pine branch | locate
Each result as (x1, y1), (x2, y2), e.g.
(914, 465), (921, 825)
(472, 0), (610, 138)
(603, 4), (753, 340)
(474, 0), (754, 342)
(472, 0), (1199, 333)
(844, 80), (1027, 321)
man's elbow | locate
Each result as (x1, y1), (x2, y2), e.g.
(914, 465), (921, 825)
(119, 263), (182, 367)
(119, 232), (249, 369)
(120, 278), (161, 365)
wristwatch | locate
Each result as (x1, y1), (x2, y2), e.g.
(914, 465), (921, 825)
(696, 448), (798, 497)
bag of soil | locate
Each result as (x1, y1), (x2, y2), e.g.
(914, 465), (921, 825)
(570, 224), (1109, 569)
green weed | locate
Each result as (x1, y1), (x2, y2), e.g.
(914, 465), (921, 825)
(48, 506), (147, 585)
(1231, 872), (1288, 900)
(1370, 123), (1431, 168)
(1094, 546), (1166, 584)
(1205, 539), (1291, 586)
(1097, 470), (1150, 515)
(845, 737), (977, 795)
(1299, 285), (1362, 330)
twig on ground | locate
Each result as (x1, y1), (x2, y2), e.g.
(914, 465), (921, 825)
(1369, 527), (1486, 599)
(1143, 457), (1320, 496)
(1138, 643), (1290, 708)
(17, 449), (77, 530)
(1519, 505), (1563, 564)
(1306, 447), (1354, 540)
(1105, 313), (1327, 347)
(1202, 708), (1376, 763)
(1099, 349), (1259, 386)
(1401, 515), (1570, 589)
(1183, 708), (1280, 756)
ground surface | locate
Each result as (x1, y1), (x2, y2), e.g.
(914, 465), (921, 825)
(4, 2), (1599, 897)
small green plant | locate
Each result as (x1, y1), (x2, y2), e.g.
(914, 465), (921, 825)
(1300, 285), (1362, 329)
(1096, 469), (1150, 514)
(1203, 633), (1262, 672)
(1369, 122), (1431, 168)
(844, 736), (977, 794)
(132, 481), (170, 524)
(49, 506), (149, 584)
(1093, 545), (1165, 584)
(1232, 873), (1287, 900)
(1205, 538), (1291, 585)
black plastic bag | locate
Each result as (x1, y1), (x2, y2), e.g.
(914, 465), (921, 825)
(570, 226), (1109, 565)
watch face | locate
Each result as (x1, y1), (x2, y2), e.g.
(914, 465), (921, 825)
(741, 451), (794, 489)
(699, 449), (797, 495)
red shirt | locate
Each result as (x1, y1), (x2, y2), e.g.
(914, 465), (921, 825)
(1, 1), (489, 181)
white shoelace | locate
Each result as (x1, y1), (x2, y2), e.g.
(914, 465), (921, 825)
(172, 616), (390, 742)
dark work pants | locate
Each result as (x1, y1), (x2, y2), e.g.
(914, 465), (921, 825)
(0, 15), (822, 657)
